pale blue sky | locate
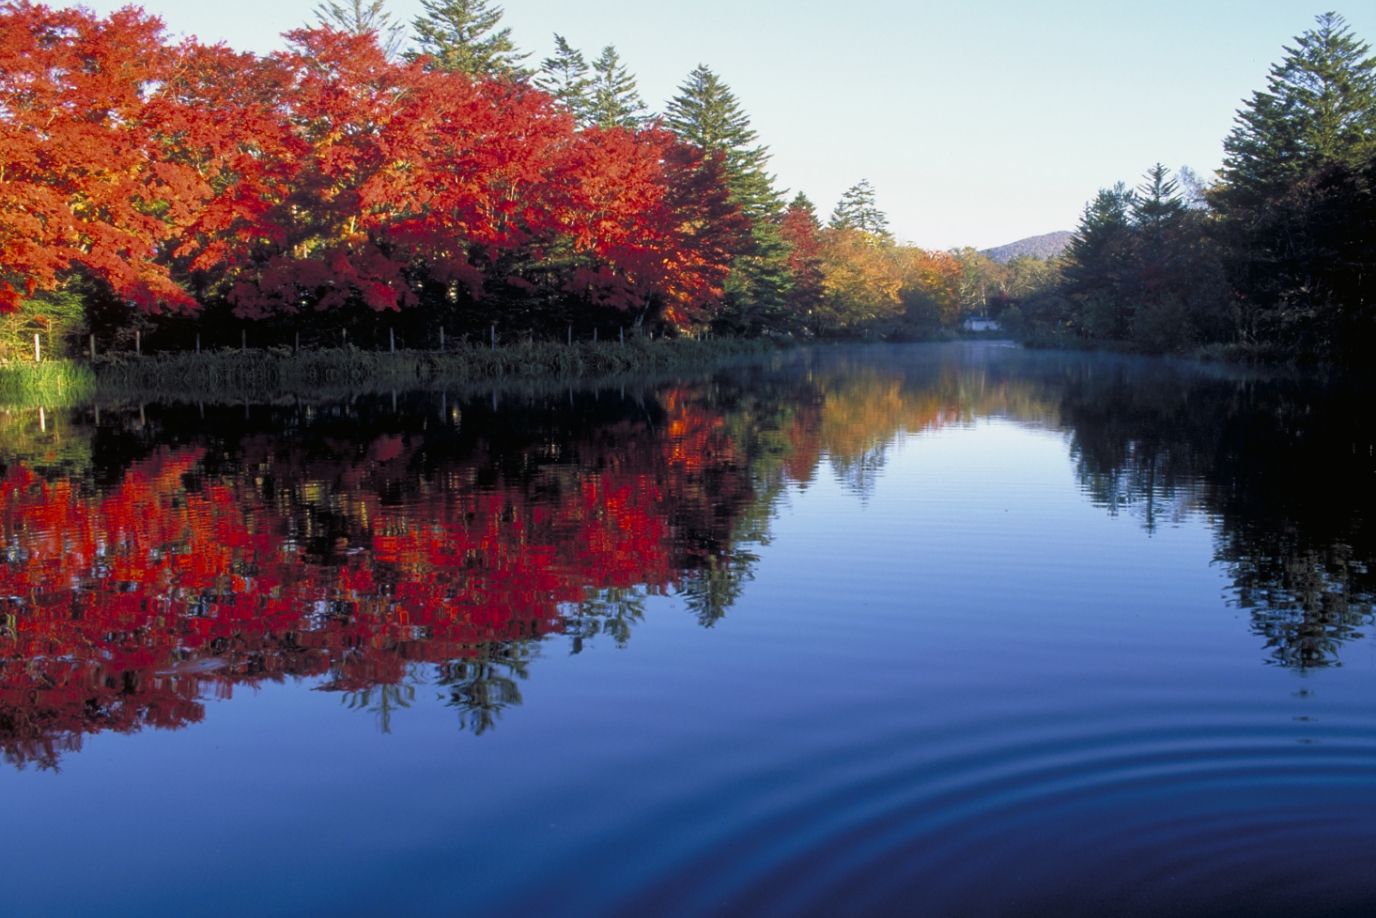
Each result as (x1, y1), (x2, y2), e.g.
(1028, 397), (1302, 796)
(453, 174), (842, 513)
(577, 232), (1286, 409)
(60, 1), (1376, 249)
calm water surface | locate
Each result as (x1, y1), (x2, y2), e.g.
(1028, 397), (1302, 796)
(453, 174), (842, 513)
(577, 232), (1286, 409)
(2, 343), (1374, 917)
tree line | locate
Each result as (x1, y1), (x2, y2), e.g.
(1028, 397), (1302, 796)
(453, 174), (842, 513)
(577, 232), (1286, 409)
(1006, 12), (1376, 366)
(0, 0), (978, 359)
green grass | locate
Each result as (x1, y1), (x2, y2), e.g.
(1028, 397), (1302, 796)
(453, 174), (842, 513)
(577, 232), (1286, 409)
(82, 336), (779, 404)
(0, 359), (96, 407)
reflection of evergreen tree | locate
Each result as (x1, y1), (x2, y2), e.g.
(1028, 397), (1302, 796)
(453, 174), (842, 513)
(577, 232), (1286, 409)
(438, 643), (530, 735)
(678, 552), (756, 628)
(569, 586), (648, 652)
(1060, 357), (1376, 667)
(342, 680), (417, 734)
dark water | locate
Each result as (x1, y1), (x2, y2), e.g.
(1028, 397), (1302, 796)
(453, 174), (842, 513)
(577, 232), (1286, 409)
(2, 343), (1374, 917)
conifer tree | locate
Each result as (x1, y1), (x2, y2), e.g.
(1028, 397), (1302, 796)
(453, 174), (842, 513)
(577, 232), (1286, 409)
(409, 0), (529, 77)
(665, 65), (791, 332)
(1220, 12), (1376, 203)
(586, 46), (647, 129)
(314, 0), (406, 59)
(537, 35), (591, 116)
(665, 65), (781, 222)
(1132, 164), (1187, 233)
(828, 180), (891, 240)
(1215, 13), (1376, 361)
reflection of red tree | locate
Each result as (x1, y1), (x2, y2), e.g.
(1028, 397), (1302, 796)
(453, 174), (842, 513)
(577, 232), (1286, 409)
(0, 395), (757, 767)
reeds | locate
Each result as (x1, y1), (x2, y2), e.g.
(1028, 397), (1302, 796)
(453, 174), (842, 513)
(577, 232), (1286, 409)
(80, 337), (777, 403)
(0, 359), (96, 407)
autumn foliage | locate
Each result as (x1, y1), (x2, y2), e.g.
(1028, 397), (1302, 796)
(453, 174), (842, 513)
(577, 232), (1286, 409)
(0, 2), (750, 332)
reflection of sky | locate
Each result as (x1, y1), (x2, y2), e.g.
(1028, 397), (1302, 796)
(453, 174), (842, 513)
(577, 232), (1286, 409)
(3, 416), (1375, 917)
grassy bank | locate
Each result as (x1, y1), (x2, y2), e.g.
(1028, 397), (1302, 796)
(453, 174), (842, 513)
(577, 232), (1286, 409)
(49, 336), (778, 404)
(0, 360), (97, 408)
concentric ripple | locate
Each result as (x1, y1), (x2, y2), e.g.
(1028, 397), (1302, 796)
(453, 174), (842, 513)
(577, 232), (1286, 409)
(597, 700), (1376, 918)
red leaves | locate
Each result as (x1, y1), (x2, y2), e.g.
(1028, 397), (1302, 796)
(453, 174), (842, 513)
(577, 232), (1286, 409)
(0, 394), (760, 763)
(0, 1), (194, 311)
(0, 5), (747, 327)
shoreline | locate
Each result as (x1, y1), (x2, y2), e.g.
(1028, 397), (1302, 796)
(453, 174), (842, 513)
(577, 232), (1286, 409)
(0, 337), (781, 408)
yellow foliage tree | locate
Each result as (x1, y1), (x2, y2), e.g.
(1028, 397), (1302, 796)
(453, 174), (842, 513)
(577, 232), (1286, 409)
(893, 247), (964, 328)
(813, 229), (903, 333)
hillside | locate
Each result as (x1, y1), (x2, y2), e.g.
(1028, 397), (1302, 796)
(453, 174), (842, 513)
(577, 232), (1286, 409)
(982, 231), (1072, 263)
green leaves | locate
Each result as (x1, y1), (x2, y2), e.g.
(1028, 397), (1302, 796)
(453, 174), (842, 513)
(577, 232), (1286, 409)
(408, 0), (529, 77)
(1221, 12), (1376, 202)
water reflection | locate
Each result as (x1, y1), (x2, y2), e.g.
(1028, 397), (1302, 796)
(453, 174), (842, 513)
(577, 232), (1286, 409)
(1, 345), (1373, 769)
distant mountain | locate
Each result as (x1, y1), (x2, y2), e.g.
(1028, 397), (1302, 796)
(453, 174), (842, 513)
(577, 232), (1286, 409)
(982, 231), (1073, 263)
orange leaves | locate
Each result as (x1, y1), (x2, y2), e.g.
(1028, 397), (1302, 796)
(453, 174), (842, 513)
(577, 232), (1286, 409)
(0, 6), (745, 326)
(0, 1), (194, 311)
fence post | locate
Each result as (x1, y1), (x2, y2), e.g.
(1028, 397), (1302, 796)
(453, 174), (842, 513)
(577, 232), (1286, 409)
(620, 327), (624, 345)
(295, 331), (300, 354)
(567, 325), (572, 347)
(593, 327), (598, 343)
(439, 327), (445, 352)
(490, 325), (496, 349)
(90, 334), (96, 360)
(195, 333), (200, 354)
(390, 328), (395, 353)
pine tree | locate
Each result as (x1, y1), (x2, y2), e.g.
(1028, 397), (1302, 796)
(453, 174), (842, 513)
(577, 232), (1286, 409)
(537, 34), (591, 116)
(665, 65), (780, 221)
(586, 46), (647, 129)
(409, 0), (529, 77)
(1221, 12), (1376, 203)
(665, 65), (791, 332)
(314, 0), (406, 59)
(1132, 164), (1186, 233)
(828, 180), (891, 240)
(1215, 13), (1376, 362)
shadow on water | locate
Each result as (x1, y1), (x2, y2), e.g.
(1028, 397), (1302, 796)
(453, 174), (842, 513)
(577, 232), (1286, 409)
(0, 343), (1372, 768)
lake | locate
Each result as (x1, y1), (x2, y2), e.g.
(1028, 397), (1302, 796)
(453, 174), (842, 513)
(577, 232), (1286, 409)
(2, 342), (1373, 917)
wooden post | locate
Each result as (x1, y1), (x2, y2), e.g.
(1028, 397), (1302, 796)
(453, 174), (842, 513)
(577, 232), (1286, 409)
(135, 330), (140, 356)
(490, 324), (496, 349)
(295, 331), (300, 354)
(593, 327), (598, 343)
(390, 328), (395, 353)
(567, 325), (572, 347)
(39, 407), (45, 432)
(439, 327), (445, 351)
(90, 334), (96, 360)
(34, 333), (40, 363)
(195, 333), (200, 355)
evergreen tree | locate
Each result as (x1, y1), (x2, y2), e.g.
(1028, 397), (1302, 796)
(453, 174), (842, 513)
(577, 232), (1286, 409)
(537, 34), (591, 116)
(586, 46), (647, 129)
(409, 0), (529, 77)
(1132, 164), (1187, 233)
(1220, 12), (1376, 203)
(665, 65), (781, 222)
(1215, 13), (1376, 362)
(1063, 182), (1137, 338)
(314, 0), (406, 59)
(829, 180), (891, 240)
(665, 65), (791, 332)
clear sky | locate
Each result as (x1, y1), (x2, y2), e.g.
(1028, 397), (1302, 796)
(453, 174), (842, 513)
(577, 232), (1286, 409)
(56, 1), (1376, 250)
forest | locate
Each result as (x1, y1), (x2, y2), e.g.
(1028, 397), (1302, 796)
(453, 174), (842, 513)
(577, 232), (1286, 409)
(1, 3), (1373, 365)
(1003, 13), (1376, 366)
(0, 0), (973, 361)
